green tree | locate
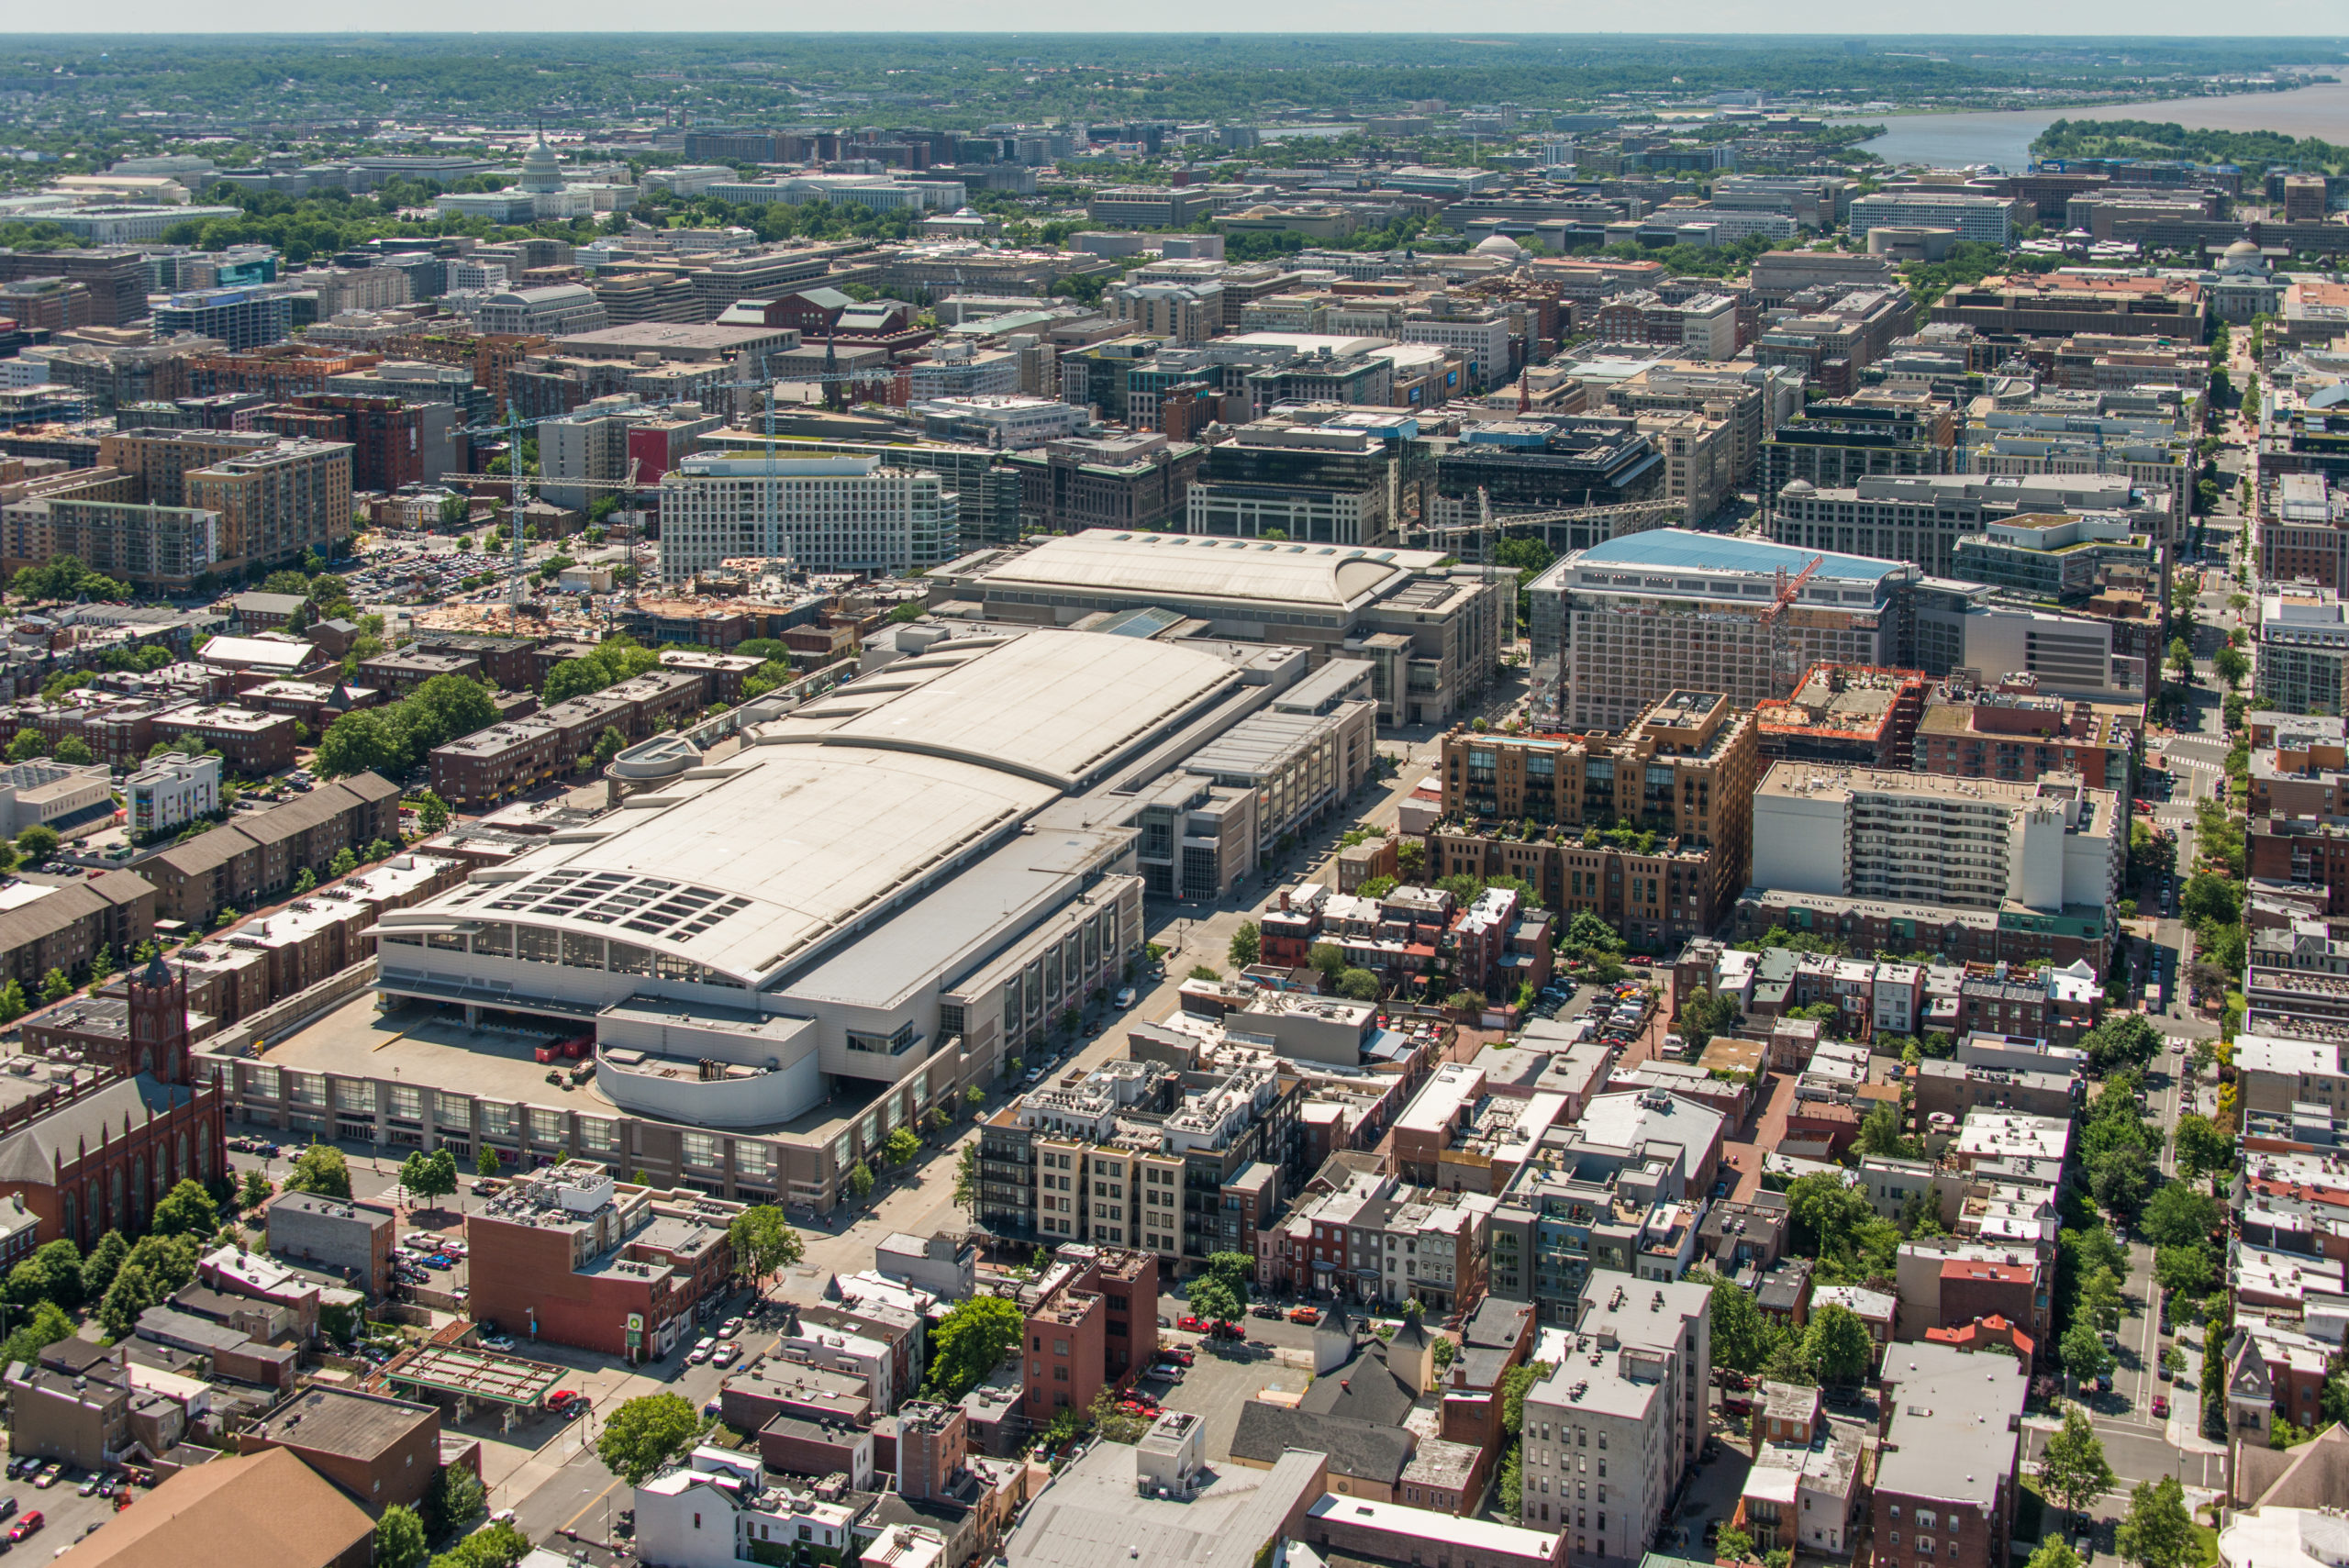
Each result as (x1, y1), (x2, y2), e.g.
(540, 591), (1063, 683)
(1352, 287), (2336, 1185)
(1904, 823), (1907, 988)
(1395, 839), (1426, 881)
(1704, 1269), (1778, 1373)
(2061, 1322), (2113, 1385)
(845, 1160), (874, 1201)
(2155, 1243), (2214, 1300)
(2116, 1476), (2194, 1568)
(2081, 1264), (2128, 1330)
(150, 1178), (219, 1239)
(2179, 873), (2242, 930)
(78, 1229), (128, 1302)
(17, 824), (60, 861)
(726, 1205), (805, 1289)
(1205, 1251), (1252, 1309)
(413, 791), (451, 834)
(284, 1142), (352, 1199)
(0, 1299), (72, 1371)
(37, 966), (72, 1005)
(881, 1124), (921, 1167)
(0, 980), (25, 1026)
(595, 1391), (700, 1485)
(329, 846), (358, 877)
(2090, 1145), (2156, 1224)
(2173, 1113), (2233, 1179)
(433, 1520), (527, 1568)
(1802, 1303), (1875, 1385)
(474, 1145), (502, 1181)
(2167, 639), (2193, 680)
(6, 730), (46, 764)
(952, 1141), (977, 1213)
(374, 1506), (429, 1568)
(595, 725), (629, 766)
(401, 1148), (460, 1207)
(1679, 986), (1740, 1051)
(2038, 1404), (2116, 1525)
(1855, 1099), (1915, 1159)
(1308, 942), (1348, 981)
(1187, 1275), (1241, 1325)
(1718, 1529), (1755, 1564)
(96, 1261), (161, 1338)
(1337, 968), (1382, 1000)
(1228, 920), (1261, 970)
(3, 1240), (83, 1312)
(1785, 1171), (1875, 1260)
(2213, 644), (2250, 688)
(290, 867), (317, 896)
(1501, 1359), (1555, 1438)
(239, 1167), (273, 1210)
(52, 735), (94, 766)
(2141, 1184), (2221, 1249)
(925, 1295), (1025, 1401)
(1560, 909), (1624, 956)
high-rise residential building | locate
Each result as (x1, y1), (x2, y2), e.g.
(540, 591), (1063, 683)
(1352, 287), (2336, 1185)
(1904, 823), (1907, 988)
(2261, 475), (2349, 591)
(186, 439), (354, 571)
(656, 453), (958, 578)
(151, 287), (292, 352)
(1108, 282), (1223, 344)
(1750, 762), (2121, 917)
(1516, 1271), (1712, 1567)
(1428, 691), (1759, 946)
(2257, 585), (2349, 717)
(1959, 399), (2194, 545)
(975, 1058), (1307, 1265)
(1527, 529), (1916, 731)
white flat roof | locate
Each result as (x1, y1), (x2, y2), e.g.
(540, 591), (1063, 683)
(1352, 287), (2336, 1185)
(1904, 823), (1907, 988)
(976, 528), (1448, 612)
(391, 630), (1241, 986)
(1306, 1494), (1560, 1556)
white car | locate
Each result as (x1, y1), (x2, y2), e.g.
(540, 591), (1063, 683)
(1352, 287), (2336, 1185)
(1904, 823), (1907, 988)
(439, 1240), (468, 1258)
(687, 1337), (716, 1364)
(1114, 986), (1137, 1008)
(713, 1342), (740, 1368)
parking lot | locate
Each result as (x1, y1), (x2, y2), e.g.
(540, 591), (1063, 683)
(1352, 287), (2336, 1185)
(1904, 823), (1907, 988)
(1143, 1336), (1306, 1466)
(0, 1457), (148, 1556)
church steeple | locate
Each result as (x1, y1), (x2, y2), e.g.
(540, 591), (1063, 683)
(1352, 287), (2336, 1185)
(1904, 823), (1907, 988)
(125, 955), (189, 1085)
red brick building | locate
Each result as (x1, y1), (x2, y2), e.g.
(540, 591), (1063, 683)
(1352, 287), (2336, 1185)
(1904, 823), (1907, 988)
(464, 1162), (738, 1362)
(0, 957), (225, 1249)
(1020, 1246), (1158, 1428)
(1937, 1258), (2041, 1346)
(2249, 816), (2349, 915)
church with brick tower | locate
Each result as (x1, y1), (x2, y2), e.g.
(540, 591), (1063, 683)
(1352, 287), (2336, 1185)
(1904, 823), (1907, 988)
(0, 954), (226, 1248)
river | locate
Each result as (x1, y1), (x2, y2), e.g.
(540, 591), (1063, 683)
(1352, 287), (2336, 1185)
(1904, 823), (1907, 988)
(1846, 77), (2349, 171)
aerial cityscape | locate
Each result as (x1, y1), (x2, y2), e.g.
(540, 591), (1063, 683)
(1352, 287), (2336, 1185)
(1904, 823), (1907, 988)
(0, 26), (2338, 1568)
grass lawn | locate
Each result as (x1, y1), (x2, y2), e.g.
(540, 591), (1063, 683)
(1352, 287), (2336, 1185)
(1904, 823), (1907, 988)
(2189, 1521), (2219, 1568)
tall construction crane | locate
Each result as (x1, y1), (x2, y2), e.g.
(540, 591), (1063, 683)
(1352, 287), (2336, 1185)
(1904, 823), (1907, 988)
(1759, 552), (1824, 689)
(440, 400), (642, 609)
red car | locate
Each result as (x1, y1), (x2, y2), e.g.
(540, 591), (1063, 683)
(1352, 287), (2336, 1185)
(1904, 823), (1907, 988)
(1159, 1348), (1196, 1366)
(2152, 1395), (2170, 1418)
(1177, 1315), (1209, 1333)
(11, 1510), (43, 1541)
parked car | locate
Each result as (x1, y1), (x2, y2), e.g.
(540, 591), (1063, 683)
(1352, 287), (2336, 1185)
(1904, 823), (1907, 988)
(712, 1343), (740, 1368)
(1286, 1306), (1321, 1325)
(2152, 1395), (2170, 1418)
(1158, 1348), (1195, 1366)
(479, 1334), (515, 1351)
(8, 1511), (39, 1542)
(0, 1496), (17, 1521)
(32, 1467), (60, 1492)
(72, 1480), (93, 1499)
(687, 1339), (716, 1364)
(1176, 1314), (1209, 1333)
(1114, 987), (1137, 1008)
(1248, 1302), (1281, 1319)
